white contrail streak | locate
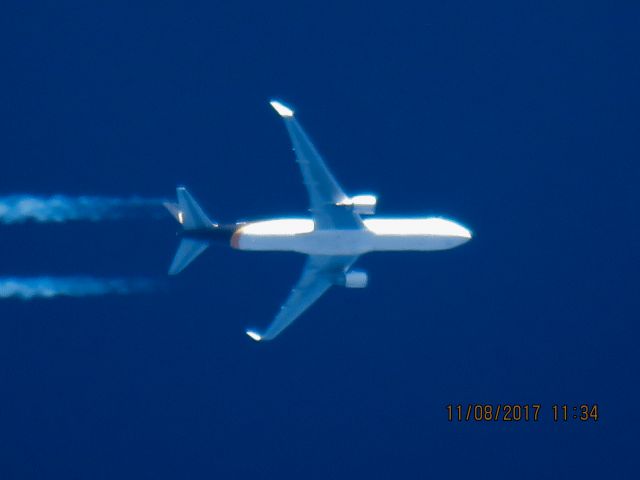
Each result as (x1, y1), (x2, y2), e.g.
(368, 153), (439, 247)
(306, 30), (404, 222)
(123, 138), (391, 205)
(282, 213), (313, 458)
(0, 195), (167, 224)
(0, 276), (157, 299)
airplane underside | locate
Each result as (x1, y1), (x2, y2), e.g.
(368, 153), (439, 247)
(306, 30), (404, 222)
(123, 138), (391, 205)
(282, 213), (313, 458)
(230, 218), (471, 256)
(164, 100), (472, 341)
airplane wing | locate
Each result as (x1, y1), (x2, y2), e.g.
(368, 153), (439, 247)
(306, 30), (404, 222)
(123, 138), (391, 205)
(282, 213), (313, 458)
(246, 255), (358, 342)
(270, 100), (363, 230)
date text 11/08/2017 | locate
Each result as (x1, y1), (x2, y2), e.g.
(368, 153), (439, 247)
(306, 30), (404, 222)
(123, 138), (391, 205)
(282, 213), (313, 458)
(446, 404), (599, 422)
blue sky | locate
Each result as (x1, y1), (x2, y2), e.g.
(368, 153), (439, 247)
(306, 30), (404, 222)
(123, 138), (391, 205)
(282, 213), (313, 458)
(0, 1), (638, 478)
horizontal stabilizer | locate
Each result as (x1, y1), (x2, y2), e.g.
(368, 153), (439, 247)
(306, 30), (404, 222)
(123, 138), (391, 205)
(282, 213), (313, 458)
(169, 238), (209, 275)
(163, 202), (182, 223)
(175, 187), (216, 229)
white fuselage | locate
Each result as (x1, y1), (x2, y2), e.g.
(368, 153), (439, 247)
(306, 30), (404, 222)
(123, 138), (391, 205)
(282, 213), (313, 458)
(231, 217), (472, 256)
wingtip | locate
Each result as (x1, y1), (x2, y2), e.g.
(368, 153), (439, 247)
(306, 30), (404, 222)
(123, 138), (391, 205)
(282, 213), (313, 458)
(245, 330), (263, 342)
(269, 100), (294, 118)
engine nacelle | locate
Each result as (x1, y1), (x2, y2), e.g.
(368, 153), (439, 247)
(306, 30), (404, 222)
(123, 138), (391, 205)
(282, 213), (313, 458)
(338, 194), (377, 215)
(337, 270), (368, 288)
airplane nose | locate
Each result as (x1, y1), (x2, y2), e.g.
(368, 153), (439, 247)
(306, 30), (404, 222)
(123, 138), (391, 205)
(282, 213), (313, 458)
(449, 221), (472, 241)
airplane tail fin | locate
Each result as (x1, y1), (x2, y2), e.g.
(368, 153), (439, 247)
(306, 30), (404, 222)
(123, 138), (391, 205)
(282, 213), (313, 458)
(168, 238), (209, 275)
(165, 187), (217, 275)
(164, 186), (217, 230)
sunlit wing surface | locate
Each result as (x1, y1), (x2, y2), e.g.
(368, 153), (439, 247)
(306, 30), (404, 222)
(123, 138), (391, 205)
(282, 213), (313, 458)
(246, 255), (358, 341)
(270, 100), (363, 230)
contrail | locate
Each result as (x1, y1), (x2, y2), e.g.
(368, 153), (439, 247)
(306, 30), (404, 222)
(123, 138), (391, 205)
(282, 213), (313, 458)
(0, 194), (167, 224)
(0, 276), (158, 300)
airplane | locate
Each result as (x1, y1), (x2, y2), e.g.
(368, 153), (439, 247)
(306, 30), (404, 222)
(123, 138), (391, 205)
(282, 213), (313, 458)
(164, 100), (472, 342)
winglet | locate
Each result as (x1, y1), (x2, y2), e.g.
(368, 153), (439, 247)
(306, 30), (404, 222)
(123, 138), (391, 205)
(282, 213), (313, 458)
(245, 330), (263, 342)
(270, 100), (294, 118)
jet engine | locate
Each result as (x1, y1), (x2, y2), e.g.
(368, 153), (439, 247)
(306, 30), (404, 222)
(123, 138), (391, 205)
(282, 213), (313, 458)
(338, 194), (377, 215)
(337, 270), (368, 288)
